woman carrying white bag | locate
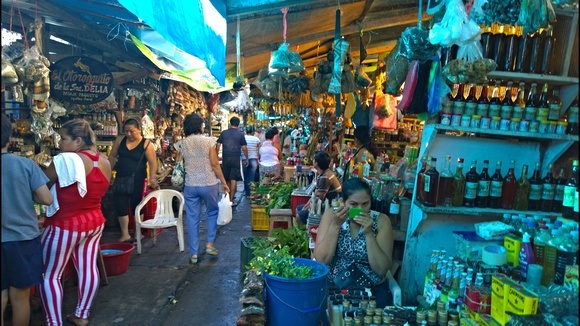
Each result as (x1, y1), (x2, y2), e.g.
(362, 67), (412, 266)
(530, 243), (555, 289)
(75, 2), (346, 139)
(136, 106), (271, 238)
(174, 114), (229, 264)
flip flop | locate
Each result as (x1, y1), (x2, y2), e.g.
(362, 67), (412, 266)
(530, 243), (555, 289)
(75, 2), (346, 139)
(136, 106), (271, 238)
(66, 315), (89, 326)
(121, 238), (135, 244)
(206, 247), (219, 255)
(190, 255), (198, 264)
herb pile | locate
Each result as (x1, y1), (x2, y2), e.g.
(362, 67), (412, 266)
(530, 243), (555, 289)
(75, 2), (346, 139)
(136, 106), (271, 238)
(248, 245), (314, 279)
(264, 182), (295, 215)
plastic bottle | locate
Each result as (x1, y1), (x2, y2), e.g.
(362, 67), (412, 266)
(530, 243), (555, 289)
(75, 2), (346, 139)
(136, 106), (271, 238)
(519, 233), (535, 282)
(554, 230), (579, 285)
(533, 226), (551, 266)
(541, 229), (563, 286)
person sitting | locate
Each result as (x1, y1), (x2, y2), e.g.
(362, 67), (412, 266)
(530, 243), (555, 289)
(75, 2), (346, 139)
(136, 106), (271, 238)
(296, 151), (342, 225)
(313, 178), (394, 308)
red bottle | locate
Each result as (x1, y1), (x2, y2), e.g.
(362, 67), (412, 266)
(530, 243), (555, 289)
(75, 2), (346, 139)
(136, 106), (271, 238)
(501, 160), (518, 209)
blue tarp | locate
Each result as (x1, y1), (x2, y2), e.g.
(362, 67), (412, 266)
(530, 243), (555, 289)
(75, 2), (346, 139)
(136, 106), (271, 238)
(118, 0), (227, 88)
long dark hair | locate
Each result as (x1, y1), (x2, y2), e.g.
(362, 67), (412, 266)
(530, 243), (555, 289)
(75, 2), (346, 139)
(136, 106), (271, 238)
(354, 125), (378, 158)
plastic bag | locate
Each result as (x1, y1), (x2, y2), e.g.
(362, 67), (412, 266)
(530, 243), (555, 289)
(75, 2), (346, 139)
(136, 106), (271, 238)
(355, 65), (372, 88)
(384, 44), (409, 96)
(341, 65), (355, 93)
(399, 26), (439, 61)
(328, 39), (349, 94)
(269, 43), (290, 69)
(171, 159), (185, 188)
(287, 50), (305, 73)
(429, 0), (481, 47)
(217, 193), (233, 225)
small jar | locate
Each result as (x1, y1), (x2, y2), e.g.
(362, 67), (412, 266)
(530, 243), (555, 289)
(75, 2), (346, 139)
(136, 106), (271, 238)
(490, 116), (502, 130)
(440, 113), (452, 125)
(548, 121), (557, 134)
(510, 118), (521, 131)
(470, 115), (482, 128)
(451, 114), (462, 127)
(480, 116), (491, 129)
(500, 118), (511, 131)
(538, 119), (549, 133)
(519, 119), (530, 132)
(529, 120), (540, 133)
(556, 120), (568, 134)
(460, 114), (471, 127)
(416, 310), (426, 324)
(512, 106), (524, 119)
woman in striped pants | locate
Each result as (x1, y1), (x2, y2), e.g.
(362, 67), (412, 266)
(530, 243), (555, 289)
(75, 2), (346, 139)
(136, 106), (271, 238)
(40, 119), (111, 326)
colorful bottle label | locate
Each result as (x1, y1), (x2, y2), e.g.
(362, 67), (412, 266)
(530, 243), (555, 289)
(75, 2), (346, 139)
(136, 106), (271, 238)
(541, 184), (555, 200)
(529, 184), (542, 200)
(490, 181), (503, 197)
(548, 104), (561, 121)
(424, 175), (431, 192)
(555, 185), (565, 201)
(489, 104), (501, 117)
(563, 185), (576, 207)
(524, 106), (537, 121)
(477, 180), (491, 197)
(464, 182), (478, 199)
(389, 203), (400, 215)
(569, 106), (579, 123)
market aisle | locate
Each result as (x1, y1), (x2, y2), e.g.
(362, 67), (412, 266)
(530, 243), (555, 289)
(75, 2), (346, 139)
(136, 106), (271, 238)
(16, 186), (266, 325)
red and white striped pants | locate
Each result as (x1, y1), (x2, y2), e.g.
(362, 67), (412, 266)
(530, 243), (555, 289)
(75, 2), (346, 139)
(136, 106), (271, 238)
(39, 224), (103, 326)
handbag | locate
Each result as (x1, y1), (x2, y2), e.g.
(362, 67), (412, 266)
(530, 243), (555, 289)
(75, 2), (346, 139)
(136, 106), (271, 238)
(171, 159), (185, 188)
(112, 140), (148, 195)
(333, 262), (373, 289)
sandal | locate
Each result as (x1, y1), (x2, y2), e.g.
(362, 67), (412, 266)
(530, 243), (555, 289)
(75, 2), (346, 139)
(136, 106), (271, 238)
(190, 255), (198, 264)
(206, 247), (219, 256)
(66, 315), (89, 326)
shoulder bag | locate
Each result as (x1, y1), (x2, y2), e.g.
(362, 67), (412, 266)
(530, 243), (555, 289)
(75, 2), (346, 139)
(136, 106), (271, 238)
(333, 261), (373, 289)
(112, 140), (148, 195)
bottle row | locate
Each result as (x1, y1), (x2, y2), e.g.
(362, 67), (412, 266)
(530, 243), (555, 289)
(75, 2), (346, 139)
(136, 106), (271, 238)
(442, 81), (579, 135)
(415, 156), (579, 219)
(441, 24), (555, 74)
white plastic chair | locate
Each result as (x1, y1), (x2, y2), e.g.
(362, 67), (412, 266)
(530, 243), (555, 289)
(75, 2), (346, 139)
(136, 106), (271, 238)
(134, 189), (185, 255)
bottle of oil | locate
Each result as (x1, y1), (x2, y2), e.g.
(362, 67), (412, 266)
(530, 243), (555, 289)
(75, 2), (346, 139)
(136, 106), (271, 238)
(488, 81), (502, 118)
(514, 164), (530, 210)
(548, 88), (562, 122)
(476, 160), (491, 207)
(437, 155), (454, 206)
(552, 168), (567, 212)
(562, 160), (579, 218)
(540, 164), (556, 212)
(476, 83), (490, 118)
(464, 160), (479, 207)
(513, 82), (526, 120)
(501, 160), (518, 209)
(451, 158), (465, 206)
(489, 161), (504, 208)
(536, 83), (550, 121)
(542, 228), (563, 286)
(528, 162), (543, 211)
(524, 83), (539, 122)
(566, 96), (579, 135)
(503, 25), (518, 71)
(500, 81), (514, 119)
(423, 157), (440, 207)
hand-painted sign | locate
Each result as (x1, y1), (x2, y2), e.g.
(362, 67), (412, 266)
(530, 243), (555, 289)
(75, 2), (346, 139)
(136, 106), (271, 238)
(50, 57), (114, 104)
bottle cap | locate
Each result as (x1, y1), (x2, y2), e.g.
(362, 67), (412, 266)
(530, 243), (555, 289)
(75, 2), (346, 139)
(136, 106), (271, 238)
(523, 232), (531, 242)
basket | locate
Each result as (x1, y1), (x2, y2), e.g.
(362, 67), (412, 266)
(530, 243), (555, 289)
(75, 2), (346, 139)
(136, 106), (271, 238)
(251, 205), (269, 231)
(100, 242), (136, 276)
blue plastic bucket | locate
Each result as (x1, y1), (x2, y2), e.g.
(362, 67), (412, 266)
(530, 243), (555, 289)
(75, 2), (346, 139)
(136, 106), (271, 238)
(264, 258), (329, 326)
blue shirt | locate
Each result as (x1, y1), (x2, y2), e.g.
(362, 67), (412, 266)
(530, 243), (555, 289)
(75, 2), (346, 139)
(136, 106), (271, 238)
(217, 127), (247, 158)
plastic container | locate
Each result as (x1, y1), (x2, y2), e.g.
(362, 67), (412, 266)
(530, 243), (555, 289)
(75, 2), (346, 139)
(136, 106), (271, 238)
(518, 233), (535, 281)
(100, 242), (135, 276)
(264, 258), (329, 326)
(251, 205), (269, 231)
(453, 231), (503, 262)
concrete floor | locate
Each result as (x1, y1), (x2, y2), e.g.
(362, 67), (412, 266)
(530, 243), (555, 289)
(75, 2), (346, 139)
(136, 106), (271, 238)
(7, 186), (267, 325)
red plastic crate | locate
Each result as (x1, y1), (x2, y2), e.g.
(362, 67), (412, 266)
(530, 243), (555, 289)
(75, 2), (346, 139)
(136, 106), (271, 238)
(291, 194), (310, 216)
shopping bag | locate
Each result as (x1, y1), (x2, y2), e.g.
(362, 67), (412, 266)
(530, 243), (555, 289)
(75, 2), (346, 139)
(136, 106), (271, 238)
(217, 193), (233, 225)
(171, 159), (185, 188)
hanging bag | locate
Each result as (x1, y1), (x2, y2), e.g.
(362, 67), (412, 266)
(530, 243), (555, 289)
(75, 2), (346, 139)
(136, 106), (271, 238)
(217, 193), (233, 225)
(171, 159), (185, 188)
(112, 140), (149, 195)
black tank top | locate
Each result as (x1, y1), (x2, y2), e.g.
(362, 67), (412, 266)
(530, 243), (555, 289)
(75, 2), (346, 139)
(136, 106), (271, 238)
(116, 137), (147, 179)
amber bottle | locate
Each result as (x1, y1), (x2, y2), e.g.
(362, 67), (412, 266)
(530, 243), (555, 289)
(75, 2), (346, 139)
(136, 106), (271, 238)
(489, 161), (504, 208)
(536, 83), (550, 121)
(552, 168), (567, 212)
(513, 82), (526, 120)
(488, 81), (502, 118)
(464, 84), (478, 116)
(514, 165), (531, 211)
(476, 160), (492, 208)
(515, 26), (531, 72)
(501, 160), (518, 209)
(500, 81), (515, 119)
(566, 96), (579, 135)
(423, 157), (440, 207)
(464, 160), (479, 207)
(524, 83), (539, 122)
(503, 26), (518, 72)
(540, 164), (556, 212)
(476, 83), (490, 117)
(528, 162), (543, 211)
(451, 158), (466, 206)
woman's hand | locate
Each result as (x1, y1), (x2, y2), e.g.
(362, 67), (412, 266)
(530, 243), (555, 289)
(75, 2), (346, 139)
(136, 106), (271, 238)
(222, 184), (230, 195)
(332, 202), (349, 227)
(353, 211), (374, 235)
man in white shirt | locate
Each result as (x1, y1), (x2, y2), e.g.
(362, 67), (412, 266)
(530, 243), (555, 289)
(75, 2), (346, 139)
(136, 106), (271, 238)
(282, 129), (293, 157)
(243, 126), (261, 197)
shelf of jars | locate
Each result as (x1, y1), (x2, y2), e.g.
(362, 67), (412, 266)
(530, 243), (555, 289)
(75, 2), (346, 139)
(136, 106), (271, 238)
(435, 124), (579, 142)
(413, 201), (562, 217)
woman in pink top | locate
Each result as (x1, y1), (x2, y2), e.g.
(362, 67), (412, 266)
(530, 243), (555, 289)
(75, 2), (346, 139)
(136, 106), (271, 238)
(40, 119), (112, 326)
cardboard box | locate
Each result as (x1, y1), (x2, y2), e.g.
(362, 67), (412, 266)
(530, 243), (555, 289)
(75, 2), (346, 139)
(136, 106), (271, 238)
(503, 235), (522, 267)
(506, 283), (538, 315)
(491, 274), (512, 326)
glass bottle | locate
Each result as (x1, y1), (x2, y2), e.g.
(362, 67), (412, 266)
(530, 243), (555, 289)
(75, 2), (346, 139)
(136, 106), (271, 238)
(536, 83), (550, 121)
(548, 88), (562, 121)
(528, 32), (542, 73)
(524, 83), (539, 121)
(552, 168), (567, 212)
(539, 26), (555, 74)
(423, 157), (440, 207)
(503, 25), (518, 71)
(416, 156), (428, 203)
(437, 155), (454, 206)
(489, 161), (504, 208)
(492, 23), (506, 70)
(464, 84), (478, 116)
(541, 164), (556, 212)
(562, 160), (579, 219)
(554, 231), (578, 285)
(513, 82), (526, 120)
(566, 96), (579, 135)
(476, 160), (492, 207)
(464, 160), (479, 207)
(476, 83), (490, 117)
(452, 84), (466, 115)
(389, 184), (401, 227)
(501, 160), (518, 209)
(451, 158), (465, 206)
(514, 164), (531, 211)
(528, 162), (543, 211)
(515, 26), (531, 72)
(480, 25), (492, 59)
(500, 81), (514, 119)
(488, 81), (502, 118)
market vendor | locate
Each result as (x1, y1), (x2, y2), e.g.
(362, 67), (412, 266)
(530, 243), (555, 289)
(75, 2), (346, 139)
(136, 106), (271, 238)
(313, 177), (394, 308)
(352, 125), (379, 165)
(296, 151), (342, 225)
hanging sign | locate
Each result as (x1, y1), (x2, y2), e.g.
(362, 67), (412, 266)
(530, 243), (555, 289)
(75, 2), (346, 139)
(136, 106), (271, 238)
(50, 56), (114, 104)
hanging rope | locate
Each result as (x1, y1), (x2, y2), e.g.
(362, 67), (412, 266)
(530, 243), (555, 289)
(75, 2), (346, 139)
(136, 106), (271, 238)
(281, 7), (288, 42)
(9, 0), (14, 32)
(17, 6), (29, 48)
(418, 0), (423, 27)
(236, 16), (241, 77)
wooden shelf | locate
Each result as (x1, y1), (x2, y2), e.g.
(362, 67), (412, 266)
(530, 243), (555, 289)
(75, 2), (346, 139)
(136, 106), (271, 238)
(1, 107), (30, 110)
(487, 71), (579, 86)
(414, 202), (562, 217)
(435, 124), (579, 142)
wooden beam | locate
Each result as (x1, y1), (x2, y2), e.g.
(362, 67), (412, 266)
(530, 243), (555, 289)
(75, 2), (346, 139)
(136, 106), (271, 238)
(227, 0), (365, 19)
(357, 0), (376, 24)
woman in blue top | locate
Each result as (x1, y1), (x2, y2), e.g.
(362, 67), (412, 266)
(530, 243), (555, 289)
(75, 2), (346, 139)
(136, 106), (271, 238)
(314, 178), (394, 307)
